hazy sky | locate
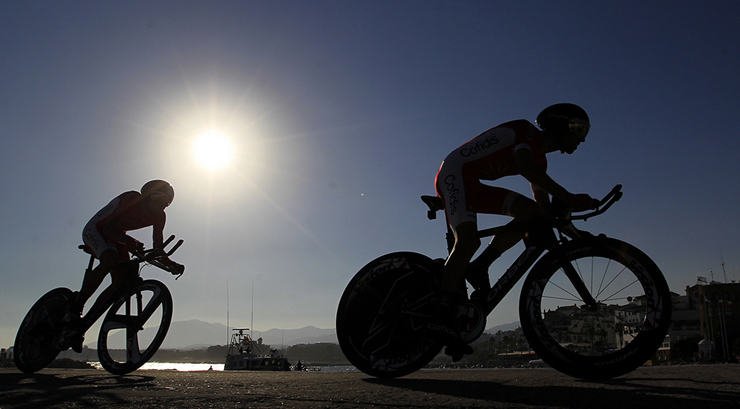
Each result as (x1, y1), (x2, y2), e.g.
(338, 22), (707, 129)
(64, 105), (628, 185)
(2, 1), (739, 348)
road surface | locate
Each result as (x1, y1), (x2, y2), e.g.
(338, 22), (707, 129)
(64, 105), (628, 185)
(1, 364), (738, 408)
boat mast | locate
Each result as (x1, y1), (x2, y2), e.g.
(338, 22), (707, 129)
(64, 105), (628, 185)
(226, 280), (230, 345)
(251, 281), (254, 340)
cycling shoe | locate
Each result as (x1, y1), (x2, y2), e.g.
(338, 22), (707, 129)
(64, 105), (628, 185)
(56, 328), (84, 353)
(71, 334), (85, 353)
(445, 342), (474, 362)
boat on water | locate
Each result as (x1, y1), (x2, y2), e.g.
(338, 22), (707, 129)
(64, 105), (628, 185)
(224, 328), (291, 371)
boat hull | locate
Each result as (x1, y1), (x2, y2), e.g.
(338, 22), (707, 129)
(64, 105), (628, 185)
(224, 354), (291, 371)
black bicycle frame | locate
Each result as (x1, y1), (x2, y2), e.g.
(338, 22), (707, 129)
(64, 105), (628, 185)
(74, 234), (183, 335)
(433, 185), (623, 316)
(77, 258), (142, 334)
(476, 244), (545, 315)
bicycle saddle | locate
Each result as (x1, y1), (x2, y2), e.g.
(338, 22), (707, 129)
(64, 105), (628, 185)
(421, 195), (444, 220)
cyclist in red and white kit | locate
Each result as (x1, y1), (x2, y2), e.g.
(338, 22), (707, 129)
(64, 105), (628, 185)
(65, 180), (184, 351)
(433, 103), (599, 358)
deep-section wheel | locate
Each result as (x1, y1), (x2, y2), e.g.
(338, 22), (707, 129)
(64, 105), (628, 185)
(520, 236), (672, 379)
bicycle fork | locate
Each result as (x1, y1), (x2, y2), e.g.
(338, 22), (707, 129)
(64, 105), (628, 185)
(559, 262), (598, 309)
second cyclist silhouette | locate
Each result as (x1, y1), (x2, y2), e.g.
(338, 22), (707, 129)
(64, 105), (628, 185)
(63, 180), (184, 352)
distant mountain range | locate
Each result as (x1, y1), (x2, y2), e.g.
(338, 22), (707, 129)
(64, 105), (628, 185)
(87, 319), (520, 350)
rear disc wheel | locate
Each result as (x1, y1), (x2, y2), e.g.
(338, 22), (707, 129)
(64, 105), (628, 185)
(14, 288), (73, 373)
(337, 252), (443, 378)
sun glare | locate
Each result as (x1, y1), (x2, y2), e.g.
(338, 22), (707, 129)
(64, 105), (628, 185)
(193, 131), (234, 170)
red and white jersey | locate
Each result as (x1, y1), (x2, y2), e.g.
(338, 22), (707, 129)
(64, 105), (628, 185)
(82, 191), (165, 259)
(90, 191), (164, 234)
(438, 119), (547, 183)
(435, 120), (547, 228)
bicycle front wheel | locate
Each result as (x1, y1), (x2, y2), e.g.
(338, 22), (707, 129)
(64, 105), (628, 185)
(519, 236), (672, 379)
(336, 252), (443, 378)
(97, 279), (173, 375)
(14, 288), (74, 373)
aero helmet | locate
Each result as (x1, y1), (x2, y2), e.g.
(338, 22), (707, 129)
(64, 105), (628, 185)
(141, 180), (175, 206)
(535, 103), (590, 139)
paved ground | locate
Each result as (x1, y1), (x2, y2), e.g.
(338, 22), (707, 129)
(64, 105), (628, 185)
(1, 364), (738, 408)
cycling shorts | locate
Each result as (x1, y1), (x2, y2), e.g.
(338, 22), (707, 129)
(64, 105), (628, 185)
(82, 198), (131, 261)
(435, 164), (525, 230)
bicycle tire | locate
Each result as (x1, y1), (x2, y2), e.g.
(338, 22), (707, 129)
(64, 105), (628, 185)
(97, 279), (173, 375)
(336, 252), (444, 378)
(14, 288), (74, 373)
(519, 235), (672, 379)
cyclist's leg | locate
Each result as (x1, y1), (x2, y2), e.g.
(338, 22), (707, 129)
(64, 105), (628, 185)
(484, 193), (541, 254)
(463, 187), (540, 291)
(437, 222), (481, 360)
(79, 221), (127, 306)
(436, 165), (481, 295)
(82, 257), (130, 321)
(434, 168), (479, 354)
(440, 222), (480, 293)
(77, 249), (120, 310)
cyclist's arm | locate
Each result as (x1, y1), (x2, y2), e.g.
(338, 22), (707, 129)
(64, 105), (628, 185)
(531, 184), (552, 214)
(151, 212), (166, 250)
(102, 216), (140, 250)
(516, 149), (598, 211)
(515, 148), (572, 201)
(150, 213), (184, 275)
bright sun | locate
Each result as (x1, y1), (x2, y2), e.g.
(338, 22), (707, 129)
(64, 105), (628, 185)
(193, 131), (234, 170)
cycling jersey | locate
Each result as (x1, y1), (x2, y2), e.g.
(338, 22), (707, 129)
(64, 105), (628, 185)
(435, 120), (547, 229)
(82, 191), (165, 260)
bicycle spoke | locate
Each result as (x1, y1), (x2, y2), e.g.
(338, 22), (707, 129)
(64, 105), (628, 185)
(546, 272), (583, 302)
(136, 290), (165, 324)
(593, 264), (629, 300)
(126, 327), (143, 362)
(600, 278), (640, 304)
(101, 314), (138, 331)
(97, 280), (172, 375)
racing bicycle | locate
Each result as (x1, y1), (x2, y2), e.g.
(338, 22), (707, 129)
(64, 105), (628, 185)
(14, 235), (184, 375)
(336, 185), (672, 379)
